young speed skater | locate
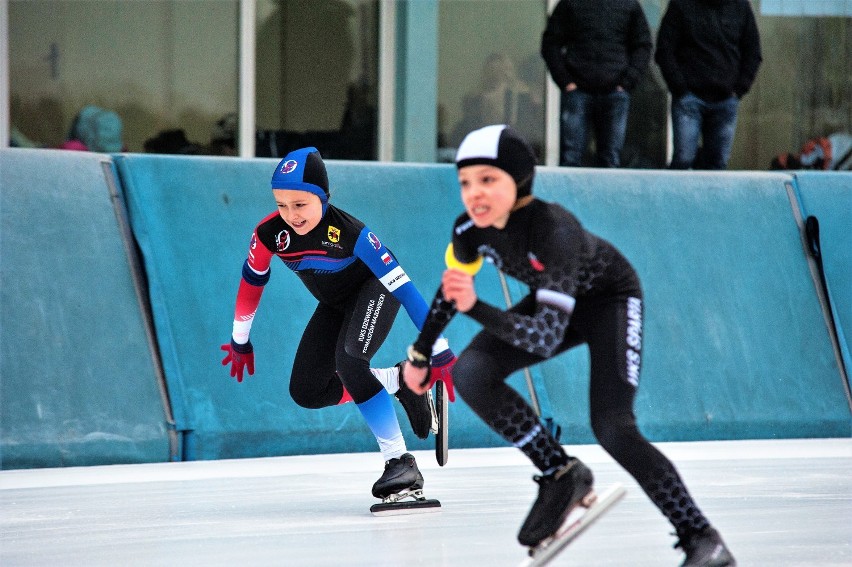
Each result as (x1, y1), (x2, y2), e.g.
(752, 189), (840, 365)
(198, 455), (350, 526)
(402, 125), (735, 566)
(220, 147), (456, 504)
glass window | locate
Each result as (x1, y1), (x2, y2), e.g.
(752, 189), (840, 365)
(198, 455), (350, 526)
(8, 0), (240, 155)
(437, 0), (548, 163)
(254, 0), (379, 160)
(734, 10), (852, 170)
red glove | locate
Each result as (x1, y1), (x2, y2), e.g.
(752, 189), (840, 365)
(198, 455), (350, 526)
(428, 348), (456, 402)
(220, 339), (254, 382)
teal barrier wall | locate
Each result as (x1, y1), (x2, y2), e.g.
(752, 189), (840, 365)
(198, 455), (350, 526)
(531, 169), (850, 442)
(792, 172), (852, 387)
(3, 151), (849, 468)
(113, 155), (498, 460)
(114, 155), (849, 463)
(0, 149), (170, 469)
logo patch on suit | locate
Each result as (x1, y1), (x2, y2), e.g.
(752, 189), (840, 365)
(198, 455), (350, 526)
(328, 226), (341, 243)
(528, 252), (545, 272)
(367, 232), (381, 250)
(276, 229), (291, 252)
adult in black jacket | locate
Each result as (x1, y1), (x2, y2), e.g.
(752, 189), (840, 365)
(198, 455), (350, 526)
(541, 0), (652, 167)
(655, 0), (762, 169)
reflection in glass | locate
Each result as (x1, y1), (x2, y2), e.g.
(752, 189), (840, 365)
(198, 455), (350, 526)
(255, 0), (379, 160)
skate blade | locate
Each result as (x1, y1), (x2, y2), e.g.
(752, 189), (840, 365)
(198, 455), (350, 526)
(520, 484), (626, 567)
(370, 498), (441, 516)
(435, 380), (449, 466)
(427, 389), (439, 435)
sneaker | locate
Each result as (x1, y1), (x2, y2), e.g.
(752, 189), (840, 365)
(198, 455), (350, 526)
(675, 527), (736, 567)
(394, 361), (436, 440)
(371, 452), (424, 499)
(517, 458), (595, 547)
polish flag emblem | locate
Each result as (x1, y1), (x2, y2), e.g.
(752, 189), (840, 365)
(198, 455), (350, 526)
(381, 252), (392, 265)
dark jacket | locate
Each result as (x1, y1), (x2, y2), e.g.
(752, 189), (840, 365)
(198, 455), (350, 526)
(541, 0), (652, 93)
(655, 0), (762, 102)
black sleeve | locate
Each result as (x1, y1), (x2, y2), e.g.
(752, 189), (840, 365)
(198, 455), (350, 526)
(540, 0), (573, 90)
(622, 2), (653, 91)
(462, 212), (582, 359)
(466, 297), (572, 359)
(734, 3), (762, 97)
(412, 289), (458, 357)
(654, 2), (688, 97)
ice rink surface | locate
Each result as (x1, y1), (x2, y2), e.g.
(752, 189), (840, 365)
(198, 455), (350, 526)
(2, 438), (850, 566)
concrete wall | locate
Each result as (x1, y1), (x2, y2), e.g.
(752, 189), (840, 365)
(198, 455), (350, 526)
(2, 148), (849, 468)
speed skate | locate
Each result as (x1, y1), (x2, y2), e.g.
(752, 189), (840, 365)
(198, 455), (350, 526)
(519, 483), (626, 566)
(370, 380), (447, 516)
(370, 487), (442, 516)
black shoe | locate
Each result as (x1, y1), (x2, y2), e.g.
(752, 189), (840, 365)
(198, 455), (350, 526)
(675, 527), (736, 567)
(517, 458), (594, 547)
(394, 361), (436, 440)
(371, 453), (424, 499)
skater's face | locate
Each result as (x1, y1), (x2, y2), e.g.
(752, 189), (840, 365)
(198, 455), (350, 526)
(273, 189), (324, 235)
(458, 164), (517, 229)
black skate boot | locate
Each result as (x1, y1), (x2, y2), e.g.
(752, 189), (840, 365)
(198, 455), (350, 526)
(393, 361), (437, 440)
(517, 458), (595, 548)
(371, 452), (425, 500)
(675, 527), (736, 567)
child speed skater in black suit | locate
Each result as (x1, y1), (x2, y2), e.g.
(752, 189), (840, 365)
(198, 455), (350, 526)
(403, 125), (735, 566)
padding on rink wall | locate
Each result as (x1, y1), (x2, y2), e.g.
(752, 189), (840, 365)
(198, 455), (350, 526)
(0, 149), (170, 469)
(2, 149), (849, 468)
(112, 154), (489, 461)
(791, 172), (852, 393)
(530, 169), (851, 443)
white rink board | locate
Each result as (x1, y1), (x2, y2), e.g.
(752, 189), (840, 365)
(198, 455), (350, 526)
(2, 439), (850, 566)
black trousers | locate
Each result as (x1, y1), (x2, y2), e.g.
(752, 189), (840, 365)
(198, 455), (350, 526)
(453, 292), (709, 535)
(289, 278), (401, 408)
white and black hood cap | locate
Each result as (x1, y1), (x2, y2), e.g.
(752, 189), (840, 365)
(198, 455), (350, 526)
(455, 124), (536, 200)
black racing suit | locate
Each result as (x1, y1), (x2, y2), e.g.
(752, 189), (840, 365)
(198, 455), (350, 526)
(413, 198), (710, 536)
(235, 204), (429, 406)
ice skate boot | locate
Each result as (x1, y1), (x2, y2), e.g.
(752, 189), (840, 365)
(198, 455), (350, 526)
(675, 527), (736, 567)
(372, 452), (424, 499)
(517, 458), (595, 547)
(393, 361), (438, 439)
(370, 453), (440, 516)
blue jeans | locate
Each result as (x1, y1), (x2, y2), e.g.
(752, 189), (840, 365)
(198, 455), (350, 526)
(670, 93), (739, 170)
(560, 89), (630, 167)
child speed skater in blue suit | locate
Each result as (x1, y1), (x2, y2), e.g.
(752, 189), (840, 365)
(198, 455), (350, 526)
(221, 147), (456, 501)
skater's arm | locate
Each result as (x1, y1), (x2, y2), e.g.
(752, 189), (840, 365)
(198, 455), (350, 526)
(465, 293), (573, 358)
(221, 229), (272, 381)
(448, 231), (576, 359)
(409, 242), (482, 358)
(353, 226), (429, 328)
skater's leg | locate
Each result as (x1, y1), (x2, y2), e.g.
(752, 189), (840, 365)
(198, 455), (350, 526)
(371, 361), (436, 439)
(337, 279), (407, 461)
(289, 303), (348, 409)
(581, 296), (734, 565)
(454, 332), (568, 474)
(453, 298), (594, 547)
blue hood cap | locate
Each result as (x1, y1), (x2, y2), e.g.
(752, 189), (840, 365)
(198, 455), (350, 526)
(271, 147), (329, 211)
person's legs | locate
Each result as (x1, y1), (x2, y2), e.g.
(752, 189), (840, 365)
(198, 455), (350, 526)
(700, 95), (739, 170)
(580, 296), (734, 565)
(454, 297), (569, 473)
(670, 93), (703, 169)
(289, 303), (347, 409)
(453, 296), (592, 547)
(593, 90), (630, 167)
(334, 279), (407, 459)
(560, 90), (592, 167)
